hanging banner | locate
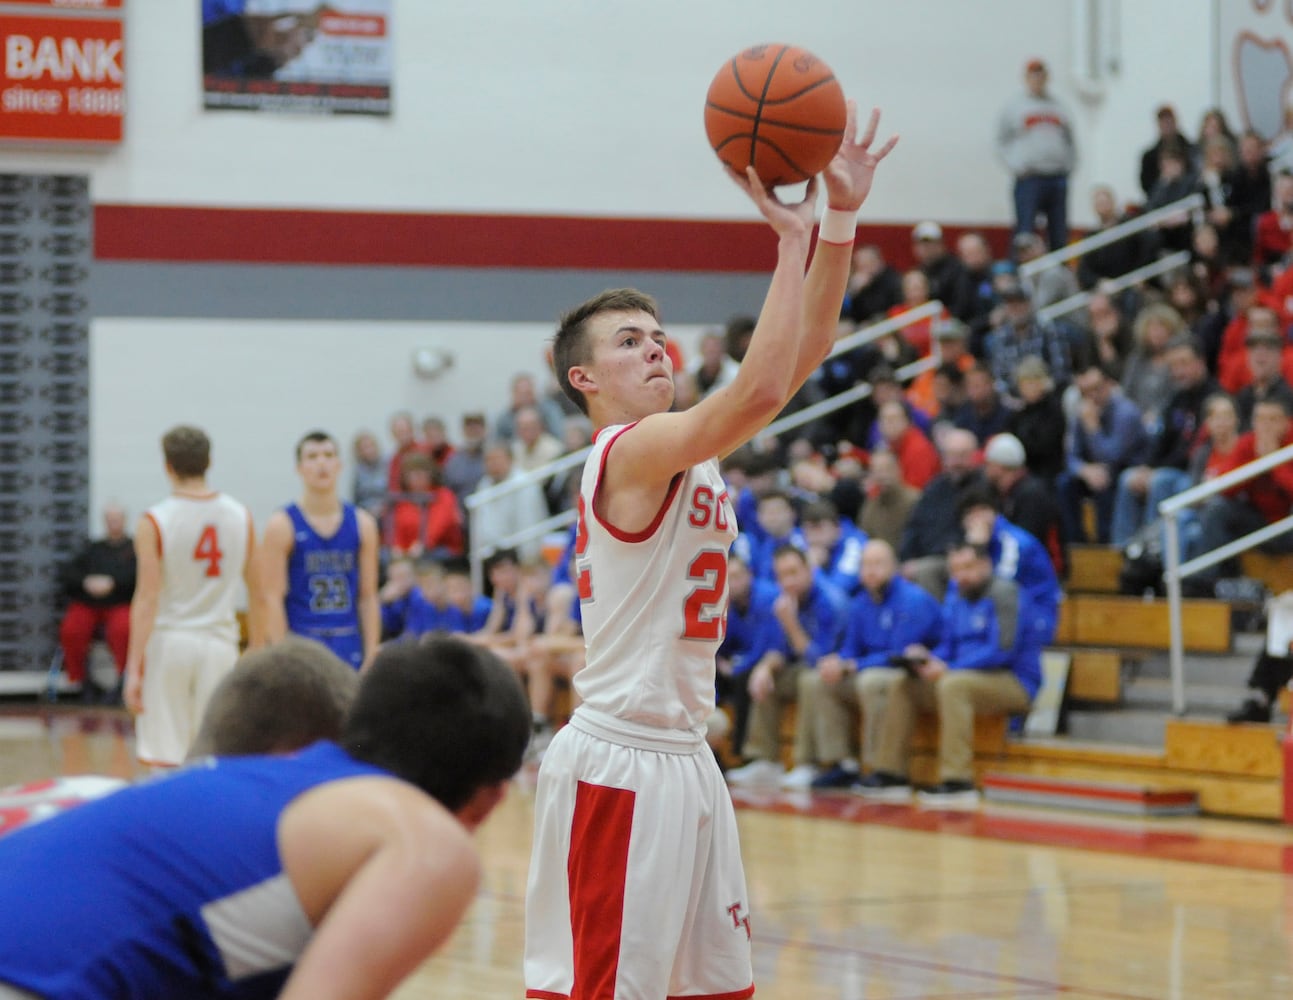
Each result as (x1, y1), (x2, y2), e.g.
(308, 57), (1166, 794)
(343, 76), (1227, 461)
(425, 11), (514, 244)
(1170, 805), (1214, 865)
(0, 12), (124, 143)
(202, 1), (392, 115)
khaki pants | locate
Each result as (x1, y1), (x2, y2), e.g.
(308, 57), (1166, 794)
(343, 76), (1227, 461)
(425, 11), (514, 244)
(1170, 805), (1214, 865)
(796, 666), (907, 769)
(872, 669), (1031, 782)
(855, 666), (907, 770)
(741, 664), (811, 765)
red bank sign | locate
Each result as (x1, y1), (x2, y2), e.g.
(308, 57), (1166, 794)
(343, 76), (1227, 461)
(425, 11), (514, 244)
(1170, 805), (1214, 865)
(0, 12), (124, 143)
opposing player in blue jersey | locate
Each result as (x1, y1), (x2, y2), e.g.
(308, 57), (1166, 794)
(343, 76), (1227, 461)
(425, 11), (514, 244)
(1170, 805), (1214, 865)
(0, 634), (531, 1000)
(262, 431), (381, 670)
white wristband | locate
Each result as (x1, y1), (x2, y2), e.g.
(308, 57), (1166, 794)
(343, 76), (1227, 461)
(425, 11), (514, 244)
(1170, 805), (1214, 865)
(818, 207), (858, 245)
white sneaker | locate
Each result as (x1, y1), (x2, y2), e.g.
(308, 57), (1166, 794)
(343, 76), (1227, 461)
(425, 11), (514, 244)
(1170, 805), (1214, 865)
(777, 764), (818, 789)
(725, 759), (784, 786)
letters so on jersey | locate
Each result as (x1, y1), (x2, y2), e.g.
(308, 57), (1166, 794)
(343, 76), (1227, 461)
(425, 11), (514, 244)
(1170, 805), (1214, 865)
(0, 2), (125, 144)
(202, 0), (392, 116)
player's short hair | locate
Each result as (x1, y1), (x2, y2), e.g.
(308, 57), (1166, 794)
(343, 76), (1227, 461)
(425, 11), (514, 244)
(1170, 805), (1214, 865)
(161, 425), (210, 478)
(341, 635), (530, 811)
(484, 547), (520, 574)
(553, 288), (660, 416)
(947, 538), (992, 562)
(800, 499), (840, 525)
(188, 636), (359, 759)
(956, 485), (1001, 518)
(771, 542), (810, 566)
(295, 429), (337, 461)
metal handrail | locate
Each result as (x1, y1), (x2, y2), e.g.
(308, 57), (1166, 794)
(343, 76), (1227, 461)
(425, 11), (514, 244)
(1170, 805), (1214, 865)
(1158, 441), (1293, 715)
(1019, 193), (1204, 277)
(1036, 251), (1191, 325)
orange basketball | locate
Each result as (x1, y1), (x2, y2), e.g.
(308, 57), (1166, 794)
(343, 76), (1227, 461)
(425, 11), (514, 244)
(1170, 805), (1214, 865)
(704, 44), (846, 187)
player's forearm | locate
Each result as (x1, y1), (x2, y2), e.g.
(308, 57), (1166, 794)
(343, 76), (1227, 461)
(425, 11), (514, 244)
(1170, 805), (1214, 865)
(262, 597), (288, 644)
(125, 597), (158, 671)
(360, 595), (380, 661)
(733, 232), (811, 412)
(796, 235), (853, 384)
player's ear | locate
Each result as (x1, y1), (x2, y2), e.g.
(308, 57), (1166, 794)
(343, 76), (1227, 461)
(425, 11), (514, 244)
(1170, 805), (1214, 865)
(567, 365), (597, 394)
(455, 781), (507, 831)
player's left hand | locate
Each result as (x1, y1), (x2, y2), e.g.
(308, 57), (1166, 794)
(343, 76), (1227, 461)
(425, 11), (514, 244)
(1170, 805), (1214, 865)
(727, 166), (818, 238)
(123, 669), (143, 715)
(822, 103), (898, 213)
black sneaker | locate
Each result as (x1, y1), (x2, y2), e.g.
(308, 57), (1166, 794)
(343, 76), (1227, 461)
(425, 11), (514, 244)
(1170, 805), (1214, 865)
(916, 780), (980, 808)
(810, 763), (860, 790)
(1226, 698), (1271, 725)
(853, 771), (912, 801)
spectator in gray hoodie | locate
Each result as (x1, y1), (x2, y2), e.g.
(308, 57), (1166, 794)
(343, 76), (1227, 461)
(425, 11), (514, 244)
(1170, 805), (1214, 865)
(996, 58), (1077, 251)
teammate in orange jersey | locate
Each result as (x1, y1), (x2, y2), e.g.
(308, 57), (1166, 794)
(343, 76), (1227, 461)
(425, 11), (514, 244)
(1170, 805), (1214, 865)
(524, 104), (897, 999)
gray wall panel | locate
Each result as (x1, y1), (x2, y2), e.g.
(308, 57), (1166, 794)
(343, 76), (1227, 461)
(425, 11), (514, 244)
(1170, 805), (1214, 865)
(90, 263), (771, 325)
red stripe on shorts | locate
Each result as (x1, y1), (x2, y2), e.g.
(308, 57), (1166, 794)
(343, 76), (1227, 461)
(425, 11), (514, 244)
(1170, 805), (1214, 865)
(568, 780), (635, 1000)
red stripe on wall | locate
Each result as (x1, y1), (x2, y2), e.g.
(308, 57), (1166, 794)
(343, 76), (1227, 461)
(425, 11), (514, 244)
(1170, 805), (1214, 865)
(93, 204), (1013, 272)
(568, 780), (635, 1000)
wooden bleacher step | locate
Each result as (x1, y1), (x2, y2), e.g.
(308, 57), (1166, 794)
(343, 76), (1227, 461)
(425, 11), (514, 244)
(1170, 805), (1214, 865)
(1066, 544), (1293, 599)
(1063, 648), (1125, 703)
(1066, 545), (1123, 595)
(982, 772), (1199, 816)
(1055, 594), (1230, 652)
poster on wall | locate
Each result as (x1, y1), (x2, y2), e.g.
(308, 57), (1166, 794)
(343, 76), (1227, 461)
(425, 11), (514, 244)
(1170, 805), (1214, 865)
(1218, 0), (1293, 142)
(202, 0), (391, 115)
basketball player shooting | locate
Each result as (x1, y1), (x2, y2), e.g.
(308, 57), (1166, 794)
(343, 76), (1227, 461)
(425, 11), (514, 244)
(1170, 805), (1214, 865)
(524, 103), (896, 999)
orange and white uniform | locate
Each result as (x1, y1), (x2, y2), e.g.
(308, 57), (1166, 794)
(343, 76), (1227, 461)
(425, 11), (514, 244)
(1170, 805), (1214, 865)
(137, 494), (250, 766)
(525, 424), (754, 1000)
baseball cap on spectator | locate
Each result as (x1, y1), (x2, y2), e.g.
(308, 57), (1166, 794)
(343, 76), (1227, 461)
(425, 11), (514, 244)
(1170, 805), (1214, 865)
(1014, 355), (1051, 382)
(1227, 266), (1256, 290)
(933, 318), (969, 341)
(912, 221), (943, 242)
(1025, 58), (1046, 74)
(999, 279), (1030, 301)
(866, 362), (900, 386)
(984, 433), (1026, 469)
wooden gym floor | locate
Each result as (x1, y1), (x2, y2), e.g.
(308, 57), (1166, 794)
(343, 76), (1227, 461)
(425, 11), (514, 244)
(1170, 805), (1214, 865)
(4, 706), (1293, 999)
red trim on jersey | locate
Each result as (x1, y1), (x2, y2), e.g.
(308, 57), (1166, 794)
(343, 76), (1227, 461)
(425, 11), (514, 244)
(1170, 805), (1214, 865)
(568, 781), (635, 999)
(667, 988), (755, 1000)
(143, 511), (162, 557)
(171, 491), (218, 501)
(591, 425), (684, 543)
(525, 992), (569, 1000)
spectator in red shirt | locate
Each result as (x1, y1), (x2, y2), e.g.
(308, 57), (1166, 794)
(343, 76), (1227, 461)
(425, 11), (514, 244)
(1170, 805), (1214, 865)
(1253, 171), (1293, 278)
(386, 410), (430, 494)
(877, 400), (940, 489)
(388, 453), (464, 559)
(1187, 396), (1293, 594)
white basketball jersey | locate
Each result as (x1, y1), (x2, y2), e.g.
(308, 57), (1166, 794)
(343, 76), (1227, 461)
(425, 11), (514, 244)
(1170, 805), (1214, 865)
(145, 493), (249, 643)
(572, 424), (738, 731)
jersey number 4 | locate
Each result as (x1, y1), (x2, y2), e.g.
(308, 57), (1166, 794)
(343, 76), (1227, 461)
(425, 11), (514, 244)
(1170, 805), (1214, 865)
(192, 525), (223, 578)
(575, 496), (727, 641)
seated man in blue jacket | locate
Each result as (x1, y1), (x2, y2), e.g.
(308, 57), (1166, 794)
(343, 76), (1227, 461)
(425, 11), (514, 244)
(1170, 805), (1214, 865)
(725, 545), (846, 789)
(806, 538), (943, 788)
(716, 552), (780, 760)
(958, 486), (1061, 650)
(857, 539), (1041, 805)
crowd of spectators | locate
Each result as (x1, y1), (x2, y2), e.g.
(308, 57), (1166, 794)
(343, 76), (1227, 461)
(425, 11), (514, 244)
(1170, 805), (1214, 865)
(341, 92), (1293, 788)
